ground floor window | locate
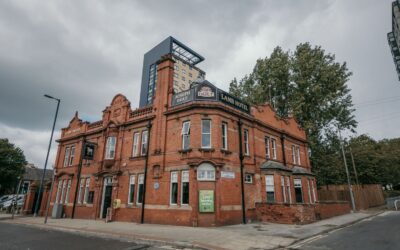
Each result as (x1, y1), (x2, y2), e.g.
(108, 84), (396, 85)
(294, 178), (303, 203)
(265, 175), (275, 202)
(137, 174), (144, 204)
(307, 179), (313, 204)
(286, 176), (292, 204)
(128, 175), (135, 204)
(83, 178), (90, 204)
(65, 179), (71, 204)
(170, 172), (178, 205)
(55, 180), (62, 203)
(77, 178), (85, 204)
(281, 176), (287, 203)
(181, 170), (189, 205)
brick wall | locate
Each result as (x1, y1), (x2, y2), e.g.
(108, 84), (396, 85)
(255, 203), (317, 224)
(315, 201), (351, 220)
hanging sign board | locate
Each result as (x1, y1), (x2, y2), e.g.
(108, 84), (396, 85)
(83, 143), (96, 160)
(199, 190), (214, 213)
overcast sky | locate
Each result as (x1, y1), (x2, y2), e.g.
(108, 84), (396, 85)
(0, 0), (399, 168)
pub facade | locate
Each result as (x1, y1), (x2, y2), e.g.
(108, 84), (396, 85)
(50, 54), (319, 226)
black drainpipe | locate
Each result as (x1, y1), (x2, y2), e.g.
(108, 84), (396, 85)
(140, 121), (152, 224)
(237, 119), (246, 224)
(71, 137), (86, 219)
(280, 135), (286, 166)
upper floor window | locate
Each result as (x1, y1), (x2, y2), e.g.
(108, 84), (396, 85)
(201, 120), (211, 148)
(63, 147), (70, 167)
(197, 163), (215, 181)
(181, 121), (190, 150)
(68, 146), (75, 166)
(141, 131), (148, 156)
(265, 136), (270, 159)
(105, 137), (116, 159)
(271, 138), (277, 160)
(291, 145), (301, 165)
(244, 129), (249, 155)
(132, 133), (140, 157)
(221, 122), (228, 150)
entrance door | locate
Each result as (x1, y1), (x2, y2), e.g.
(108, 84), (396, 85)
(102, 186), (112, 218)
(100, 177), (113, 219)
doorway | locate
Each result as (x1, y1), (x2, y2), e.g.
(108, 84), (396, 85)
(100, 177), (113, 219)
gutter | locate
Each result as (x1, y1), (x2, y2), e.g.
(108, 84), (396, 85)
(237, 119), (246, 224)
(141, 121), (152, 224)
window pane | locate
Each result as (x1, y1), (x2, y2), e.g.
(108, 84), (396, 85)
(202, 134), (211, 148)
(182, 182), (189, 204)
(171, 183), (178, 204)
(202, 120), (210, 133)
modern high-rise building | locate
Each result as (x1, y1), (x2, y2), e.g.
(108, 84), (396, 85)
(388, 0), (400, 80)
(139, 36), (205, 107)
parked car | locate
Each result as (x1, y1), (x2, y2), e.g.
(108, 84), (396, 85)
(1, 195), (25, 212)
(0, 195), (12, 209)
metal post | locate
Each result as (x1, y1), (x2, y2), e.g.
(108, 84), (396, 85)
(338, 130), (356, 212)
(141, 121), (152, 224)
(11, 178), (22, 219)
(349, 147), (360, 186)
(34, 96), (60, 216)
(44, 171), (56, 224)
(237, 119), (246, 224)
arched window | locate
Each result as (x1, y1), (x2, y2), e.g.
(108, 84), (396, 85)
(197, 163), (215, 181)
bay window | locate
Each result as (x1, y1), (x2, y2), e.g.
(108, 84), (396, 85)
(281, 176), (287, 203)
(294, 179), (303, 203)
(266, 175), (275, 202)
(201, 120), (211, 148)
(182, 121), (190, 150)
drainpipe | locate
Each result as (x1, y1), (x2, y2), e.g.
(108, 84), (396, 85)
(237, 119), (246, 224)
(141, 121), (152, 224)
(71, 137), (86, 219)
(280, 135), (286, 166)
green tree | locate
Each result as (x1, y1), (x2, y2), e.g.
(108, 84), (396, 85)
(0, 138), (26, 195)
(229, 43), (357, 185)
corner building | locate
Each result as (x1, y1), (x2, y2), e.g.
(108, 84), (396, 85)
(50, 43), (318, 226)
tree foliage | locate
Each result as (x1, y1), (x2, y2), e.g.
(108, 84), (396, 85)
(0, 138), (26, 195)
(229, 43), (357, 185)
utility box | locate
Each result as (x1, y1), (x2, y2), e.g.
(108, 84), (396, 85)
(52, 203), (63, 219)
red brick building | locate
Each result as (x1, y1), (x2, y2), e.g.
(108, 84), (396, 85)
(49, 53), (321, 226)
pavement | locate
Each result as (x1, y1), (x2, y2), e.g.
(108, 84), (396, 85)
(0, 208), (387, 250)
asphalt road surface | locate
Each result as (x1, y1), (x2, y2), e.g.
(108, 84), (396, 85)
(0, 222), (171, 250)
(295, 211), (400, 250)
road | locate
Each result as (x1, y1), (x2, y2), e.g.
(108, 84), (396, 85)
(294, 211), (400, 250)
(0, 222), (173, 250)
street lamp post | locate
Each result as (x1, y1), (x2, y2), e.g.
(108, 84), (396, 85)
(33, 94), (60, 217)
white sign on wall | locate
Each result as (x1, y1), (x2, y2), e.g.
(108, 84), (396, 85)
(221, 171), (235, 179)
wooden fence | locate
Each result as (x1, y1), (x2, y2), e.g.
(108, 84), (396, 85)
(318, 184), (385, 210)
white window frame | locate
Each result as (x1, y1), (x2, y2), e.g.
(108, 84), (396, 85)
(292, 145), (296, 164)
(181, 170), (189, 205)
(132, 133), (140, 157)
(311, 179), (317, 203)
(105, 137), (116, 159)
(128, 175), (135, 205)
(271, 138), (277, 160)
(244, 174), (253, 184)
(181, 121), (191, 150)
(286, 176), (292, 204)
(69, 146), (75, 166)
(77, 178), (85, 204)
(294, 178), (303, 203)
(63, 147), (70, 167)
(137, 174), (144, 204)
(296, 146), (301, 165)
(65, 179), (71, 204)
(55, 180), (62, 203)
(60, 180), (67, 204)
(141, 131), (148, 156)
(281, 176), (287, 203)
(197, 163), (215, 181)
(244, 129), (249, 156)
(170, 171), (179, 205)
(201, 120), (212, 149)
(83, 178), (90, 204)
(266, 175), (275, 202)
(265, 136), (270, 159)
(222, 122), (228, 150)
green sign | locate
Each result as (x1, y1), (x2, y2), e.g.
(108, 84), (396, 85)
(199, 190), (214, 213)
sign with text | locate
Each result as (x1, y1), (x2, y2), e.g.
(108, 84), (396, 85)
(218, 91), (250, 113)
(172, 89), (194, 106)
(221, 171), (235, 179)
(199, 190), (214, 213)
(195, 82), (217, 101)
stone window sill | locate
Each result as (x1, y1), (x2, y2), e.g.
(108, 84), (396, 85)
(198, 148), (215, 152)
(178, 148), (192, 153)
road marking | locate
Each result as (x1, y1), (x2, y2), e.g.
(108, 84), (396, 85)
(288, 234), (326, 249)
